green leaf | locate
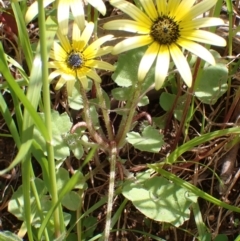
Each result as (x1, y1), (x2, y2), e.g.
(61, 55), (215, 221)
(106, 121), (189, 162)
(68, 80), (92, 110)
(56, 167), (71, 191)
(112, 46), (154, 90)
(61, 191), (81, 211)
(195, 60), (228, 105)
(122, 173), (197, 227)
(8, 178), (47, 221)
(112, 87), (149, 106)
(33, 111), (72, 160)
(56, 168), (85, 210)
(63, 132), (85, 160)
(82, 216), (97, 239)
(126, 126), (164, 153)
(0, 231), (23, 241)
(68, 82), (84, 110)
(213, 234), (228, 241)
(160, 93), (188, 121)
(111, 87), (131, 101)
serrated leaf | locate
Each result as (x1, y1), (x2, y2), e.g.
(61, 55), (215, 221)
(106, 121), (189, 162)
(33, 111), (72, 160)
(122, 175), (197, 227)
(126, 126), (164, 153)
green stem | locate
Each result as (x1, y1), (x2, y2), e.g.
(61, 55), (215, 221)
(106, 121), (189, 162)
(104, 141), (117, 241)
(76, 189), (84, 241)
(95, 82), (114, 141)
(79, 80), (109, 150)
(115, 83), (142, 148)
(38, 0), (62, 237)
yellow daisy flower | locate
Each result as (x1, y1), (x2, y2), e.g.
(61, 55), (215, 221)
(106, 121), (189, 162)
(103, 0), (226, 89)
(49, 21), (115, 95)
(25, 0), (106, 34)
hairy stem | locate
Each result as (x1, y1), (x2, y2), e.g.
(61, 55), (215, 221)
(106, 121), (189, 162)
(115, 83), (142, 148)
(95, 82), (114, 141)
(79, 80), (109, 150)
(104, 141), (117, 241)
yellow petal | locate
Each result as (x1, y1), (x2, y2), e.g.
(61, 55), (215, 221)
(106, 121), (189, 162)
(48, 70), (61, 81)
(84, 35), (114, 57)
(174, 0), (196, 21)
(156, 0), (167, 15)
(70, 0), (85, 31)
(85, 60), (115, 71)
(57, 0), (70, 35)
(78, 75), (89, 89)
(103, 20), (150, 34)
(138, 42), (159, 81)
(86, 70), (102, 83)
(139, 0), (158, 21)
(50, 42), (67, 61)
(55, 77), (67, 90)
(25, 0), (54, 24)
(169, 44), (192, 87)
(112, 35), (152, 55)
(177, 38), (215, 65)
(167, 0), (181, 17)
(155, 45), (170, 90)
(87, 0), (106, 15)
(185, 0), (217, 19)
(85, 46), (113, 59)
(182, 30), (226, 46)
(109, 0), (152, 26)
(181, 17), (225, 29)
(57, 30), (71, 53)
(79, 22), (94, 50)
(66, 79), (76, 96)
(72, 21), (82, 50)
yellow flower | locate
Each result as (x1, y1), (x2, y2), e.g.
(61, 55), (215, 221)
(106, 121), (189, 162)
(103, 0), (226, 89)
(25, 0), (106, 34)
(49, 21), (115, 95)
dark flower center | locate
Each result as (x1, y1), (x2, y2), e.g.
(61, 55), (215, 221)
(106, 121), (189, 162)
(67, 52), (84, 69)
(150, 16), (180, 45)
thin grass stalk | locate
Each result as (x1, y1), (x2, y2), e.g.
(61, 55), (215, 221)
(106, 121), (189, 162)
(10, 92), (23, 135)
(104, 141), (117, 241)
(115, 82), (142, 148)
(76, 189), (84, 241)
(0, 93), (21, 147)
(224, 0), (233, 117)
(191, 202), (208, 239)
(225, 0), (233, 56)
(30, 167), (50, 241)
(152, 165), (240, 213)
(37, 0), (62, 237)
